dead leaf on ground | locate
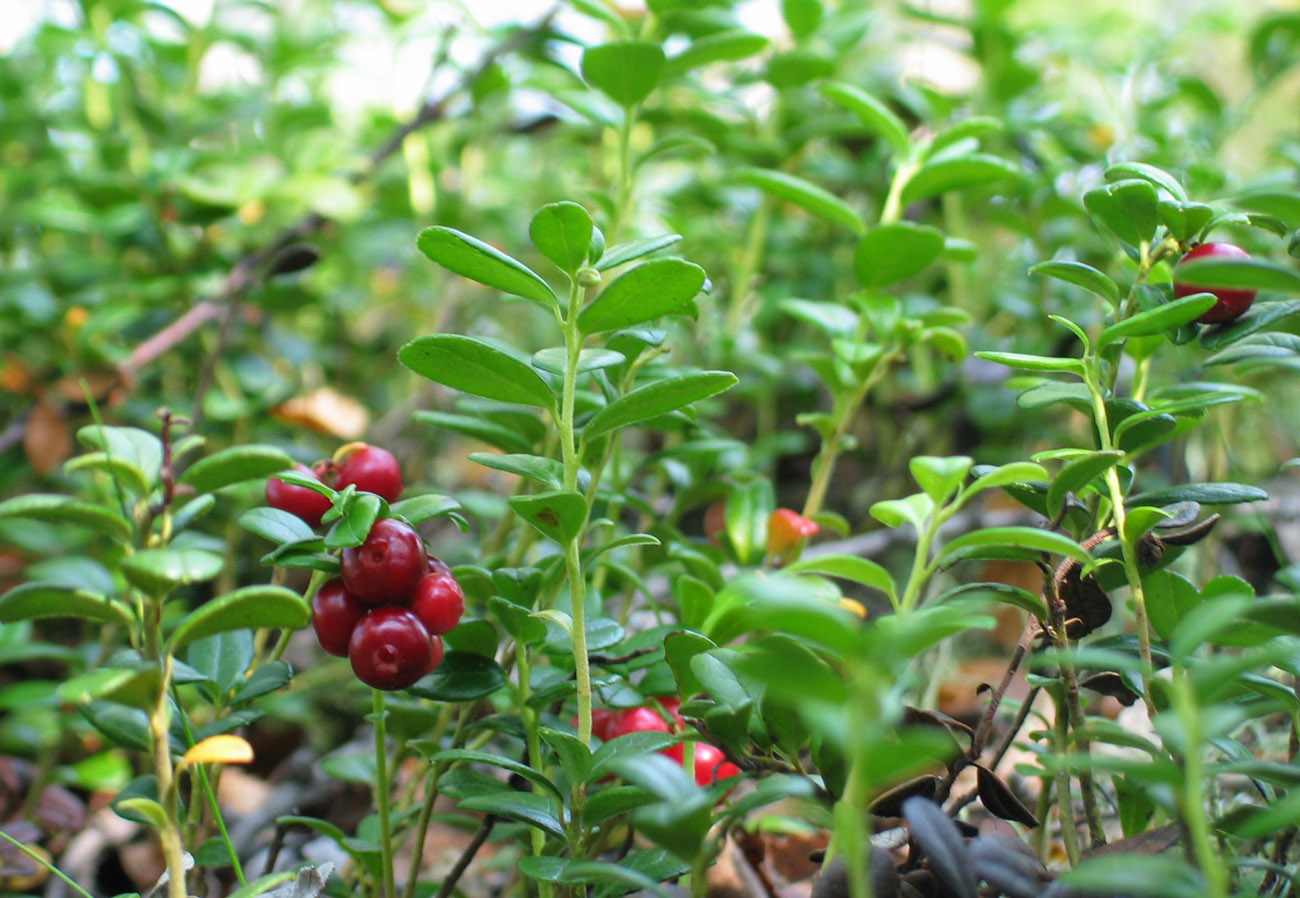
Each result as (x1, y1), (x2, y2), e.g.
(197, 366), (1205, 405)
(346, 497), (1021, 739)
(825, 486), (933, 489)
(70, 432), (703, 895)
(273, 388), (369, 439)
(23, 398), (72, 474)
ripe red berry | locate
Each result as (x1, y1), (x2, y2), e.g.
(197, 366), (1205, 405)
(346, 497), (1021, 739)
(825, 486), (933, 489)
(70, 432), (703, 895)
(336, 445), (404, 503)
(426, 634), (445, 676)
(266, 463), (333, 528)
(409, 572), (466, 636)
(690, 743), (740, 785)
(348, 606), (434, 691)
(611, 705), (674, 738)
(310, 578), (367, 657)
(1173, 242), (1257, 325)
(427, 556), (452, 576)
(340, 518), (428, 604)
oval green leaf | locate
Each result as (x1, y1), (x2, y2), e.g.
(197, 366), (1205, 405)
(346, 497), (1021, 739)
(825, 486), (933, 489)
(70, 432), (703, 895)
(1028, 260), (1121, 306)
(416, 226), (557, 309)
(581, 41), (665, 107)
(0, 582), (134, 629)
(166, 585), (310, 652)
(901, 154), (1020, 205)
(938, 527), (1089, 565)
(734, 168), (864, 234)
(819, 82), (909, 156)
(1084, 179), (1159, 247)
(1097, 293), (1217, 348)
(584, 371), (738, 441)
(854, 221), (945, 288)
(595, 234), (682, 272)
(399, 334), (557, 410)
(577, 258), (706, 335)
(0, 494), (132, 543)
(529, 202), (594, 275)
(180, 445), (294, 495)
(666, 30), (769, 74)
(122, 548), (225, 596)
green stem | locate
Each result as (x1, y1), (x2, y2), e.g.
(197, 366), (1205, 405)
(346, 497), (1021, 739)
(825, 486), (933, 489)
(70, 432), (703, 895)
(1052, 687), (1081, 866)
(1083, 357), (1157, 716)
(1172, 671), (1230, 897)
(373, 689), (397, 898)
(516, 643), (552, 898)
(610, 107), (635, 245)
(148, 654), (188, 898)
(879, 157), (919, 225)
(172, 687), (247, 885)
(0, 831), (96, 898)
(724, 197), (772, 341)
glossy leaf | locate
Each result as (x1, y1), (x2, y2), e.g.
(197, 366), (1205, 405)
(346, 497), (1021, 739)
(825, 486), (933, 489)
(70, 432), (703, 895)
(1128, 482), (1267, 506)
(1029, 259), (1120, 305)
(578, 258), (706, 334)
(901, 154), (1020, 204)
(783, 554), (896, 604)
(509, 490), (588, 544)
(584, 371), (737, 440)
(581, 41), (665, 107)
(416, 227), (557, 308)
(1098, 293), (1217, 348)
(820, 82), (909, 156)
(938, 527), (1089, 565)
(167, 586), (309, 651)
(666, 30), (769, 74)
(0, 582), (133, 629)
(531, 347), (625, 376)
(974, 351), (1085, 375)
(594, 234), (682, 271)
(1105, 161), (1187, 201)
(1175, 257), (1300, 293)
(399, 334), (557, 410)
(1084, 178), (1159, 246)
(853, 221), (945, 288)
(180, 445), (294, 494)
(1048, 450), (1123, 518)
(122, 549), (225, 596)
(0, 494), (132, 543)
(408, 652), (508, 702)
(734, 168), (864, 233)
(529, 202), (593, 275)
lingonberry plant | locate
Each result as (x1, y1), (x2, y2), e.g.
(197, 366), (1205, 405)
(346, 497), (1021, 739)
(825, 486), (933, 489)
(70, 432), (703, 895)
(4, 3), (1300, 898)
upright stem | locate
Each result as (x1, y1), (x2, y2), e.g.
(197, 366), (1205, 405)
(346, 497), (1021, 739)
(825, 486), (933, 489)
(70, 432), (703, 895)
(373, 690), (396, 898)
(802, 355), (895, 521)
(724, 197), (772, 341)
(1171, 671), (1230, 897)
(558, 280), (593, 747)
(1083, 357), (1157, 716)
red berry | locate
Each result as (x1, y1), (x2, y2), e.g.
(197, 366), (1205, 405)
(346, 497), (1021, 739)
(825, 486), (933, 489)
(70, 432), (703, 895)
(409, 572), (466, 636)
(348, 606), (434, 691)
(611, 706), (674, 738)
(266, 463), (333, 527)
(690, 743), (740, 785)
(336, 445), (404, 503)
(1173, 242), (1257, 325)
(340, 518), (428, 604)
(426, 634), (444, 676)
(427, 556), (452, 576)
(310, 578), (367, 657)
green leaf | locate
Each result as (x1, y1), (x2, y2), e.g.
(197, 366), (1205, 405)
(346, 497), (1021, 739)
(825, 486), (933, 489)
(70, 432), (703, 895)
(733, 168), (864, 234)
(1028, 260), (1121, 306)
(0, 494), (132, 543)
(581, 41), (665, 107)
(413, 409), (536, 454)
(469, 452), (564, 489)
(909, 455), (973, 504)
(664, 630), (715, 697)
(1198, 300), (1300, 349)
(582, 786), (657, 826)
(965, 461), (1048, 495)
(529, 202), (594, 275)
(167, 586), (309, 651)
(1158, 201), (1214, 243)
(1104, 162), (1187, 201)
(509, 490), (588, 544)
(399, 334), (557, 410)
(853, 221), (945, 288)
(239, 507), (315, 545)
(75, 425), (163, 491)
(1204, 331), (1300, 366)
(1175, 257), (1300, 294)
(666, 30), (769, 74)
(595, 234), (682, 271)
(927, 116), (1003, 156)
(975, 351), (1085, 375)
(121, 548), (224, 596)
(408, 652), (508, 701)
(1084, 178), (1159, 246)
(1048, 451), (1123, 518)
(179, 445), (294, 494)
(937, 527), (1089, 565)
(937, 582), (1047, 619)
(422, 748), (564, 802)
(783, 554), (897, 603)
(870, 492), (934, 532)
(900, 154), (1020, 204)
(578, 259), (706, 334)
(1233, 191), (1300, 227)
(388, 493), (461, 527)
(116, 797), (169, 831)
(542, 727), (593, 786)
(820, 82), (909, 156)
(323, 493), (383, 550)
(782, 0), (823, 38)
(1128, 483), (1267, 506)
(1097, 293), (1217, 347)
(0, 582), (133, 629)
(584, 371), (738, 440)
(416, 227), (557, 309)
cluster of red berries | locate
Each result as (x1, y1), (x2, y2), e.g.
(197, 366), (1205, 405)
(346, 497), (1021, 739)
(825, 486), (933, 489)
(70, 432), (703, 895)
(266, 444), (404, 527)
(267, 444), (465, 691)
(591, 698), (740, 785)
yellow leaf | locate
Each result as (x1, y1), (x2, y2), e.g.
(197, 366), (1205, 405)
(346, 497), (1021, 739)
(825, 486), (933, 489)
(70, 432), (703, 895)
(181, 735), (254, 768)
